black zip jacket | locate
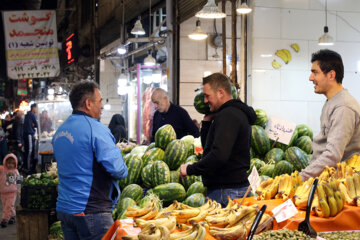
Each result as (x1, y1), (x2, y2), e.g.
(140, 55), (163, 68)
(187, 99), (257, 189)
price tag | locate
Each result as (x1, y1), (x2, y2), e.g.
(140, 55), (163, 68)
(271, 199), (298, 223)
(265, 116), (296, 145)
(248, 166), (261, 192)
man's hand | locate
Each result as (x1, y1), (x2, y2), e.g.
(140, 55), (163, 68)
(180, 164), (188, 178)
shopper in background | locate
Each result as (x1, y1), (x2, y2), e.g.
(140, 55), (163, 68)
(23, 104), (38, 174)
(0, 153), (20, 228)
(300, 49), (360, 180)
(8, 110), (24, 170)
(150, 88), (200, 141)
(40, 110), (53, 133)
(180, 73), (257, 207)
(52, 81), (128, 240)
(108, 114), (127, 143)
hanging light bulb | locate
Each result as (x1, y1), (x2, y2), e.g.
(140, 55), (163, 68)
(104, 99), (111, 110)
(131, 19), (145, 35)
(117, 44), (126, 54)
(195, 0), (226, 19)
(318, 0), (334, 46)
(236, 0), (252, 14)
(118, 1), (127, 54)
(152, 68), (162, 83)
(117, 69), (127, 88)
(188, 20), (208, 40)
(144, 51), (156, 66)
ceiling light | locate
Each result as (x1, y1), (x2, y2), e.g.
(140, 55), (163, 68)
(104, 99), (111, 110)
(195, 0), (226, 19)
(236, 1), (252, 14)
(188, 20), (208, 40)
(118, 70), (127, 88)
(318, 0), (334, 46)
(117, 44), (126, 54)
(118, 1), (127, 54)
(131, 19), (145, 35)
(152, 68), (162, 83)
(144, 52), (156, 66)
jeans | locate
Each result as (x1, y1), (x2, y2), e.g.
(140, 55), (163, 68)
(207, 186), (249, 208)
(57, 211), (113, 240)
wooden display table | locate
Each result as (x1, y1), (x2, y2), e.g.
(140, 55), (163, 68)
(16, 206), (49, 240)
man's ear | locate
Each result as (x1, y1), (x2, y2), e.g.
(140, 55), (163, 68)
(84, 98), (92, 110)
(329, 70), (336, 82)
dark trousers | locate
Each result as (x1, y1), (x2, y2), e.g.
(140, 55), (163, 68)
(23, 134), (36, 171)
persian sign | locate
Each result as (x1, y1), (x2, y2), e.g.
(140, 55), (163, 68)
(2, 10), (60, 79)
(265, 116), (296, 145)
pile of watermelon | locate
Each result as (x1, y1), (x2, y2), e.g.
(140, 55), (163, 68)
(250, 109), (313, 179)
(113, 124), (205, 219)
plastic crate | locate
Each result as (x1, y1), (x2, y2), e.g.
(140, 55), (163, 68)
(20, 185), (57, 210)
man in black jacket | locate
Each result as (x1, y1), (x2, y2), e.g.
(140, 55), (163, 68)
(180, 73), (257, 207)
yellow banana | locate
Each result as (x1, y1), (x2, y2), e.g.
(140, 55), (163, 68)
(187, 208), (208, 223)
(272, 60), (282, 69)
(256, 178), (274, 197)
(315, 197), (331, 218)
(333, 189), (344, 212)
(275, 49), (291, 64)
(137, 204), (159, 220)
(352, 173), (360, 196)
(339, 183), (355, 205)
(126, 204), (153, 217)
(282, 49), (291, 62)
(169, 226), (195, 240)
(194, 222), (206, 240)
(138, 224), (161, 240)
(225, 196), (235, 209)
(290, 43), (300, 52)
(294, 177), (314, 209)
(322, 183), (338, 217)
(209, 223), (246, 240)
(172, 208), (201, 219)
(345, 175), (356, 199)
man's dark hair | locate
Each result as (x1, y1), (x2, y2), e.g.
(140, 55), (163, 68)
(69, 81), (99, 110)
(30, 103), (37, 110)
(311, 49), (344, 84)
(202, 72), (232, 95)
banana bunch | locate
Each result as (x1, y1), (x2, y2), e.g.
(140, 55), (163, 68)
(290, 43), (300, 52)
(332, 162), (354, 179)
(293, 177), (315, 209)
(275, 49), (291, 64)
(122, 223), (170, 240)
(169, 221), (206, 240)
(318, 166), (336, 181)
(346, 154), (360, 171)
(314, 178), (344, 218)
(338, 172), (360, 206)
(135, 216), (177, 233)
(275, 171), (302, 200)
(125, 200), (159, 220)
(272, 60), (282, 69)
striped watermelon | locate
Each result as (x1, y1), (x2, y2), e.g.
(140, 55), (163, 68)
(294, 136), (312, 154)
(186, 181), (206, 197)
(155, 124), (176, 150)
(141, 147), (165, 166)
(138, 195), (162, 210)
(145, 142), (156, 152)
(186, 155), (198, 163)
(250, 147), (255, 159)
(113, 197), (137, 220)
(163, 140), (188, 170)
(260, 164), (275, 177)
(251, 125), (270, 157)
(273, 160), (294, 176)
(273, 128), (299, 151)
(141, 163), (153, 189)
(118, 155), (143, 189)
(151, 161), (171, 187)
(183, 193), (206, 207)
(120, 184), (144, 203)
(194, 91), (210, 115)
(170, 171), (180, 183)
(296, 124), (313, 140)
(181, 175), (202, 190)
(151, 183), (186, 206)
(264, 148), (284, 164)
(285, 146), (309, 171)
(254, 109), (268, 128)
(247, 158), (266, 174)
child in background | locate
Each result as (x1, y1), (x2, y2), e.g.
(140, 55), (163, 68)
(0, 153), (20, 228)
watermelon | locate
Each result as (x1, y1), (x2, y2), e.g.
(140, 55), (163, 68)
(155, 124), (176, 150)
(186, 155), (198, 163)
(138, 194), (162, 210)
(247, 158), (265, 174)
(113, 197), (137, 220)
(145, 142), (156, 152)
(285, 146), (309, 171)
(251, 125), (270, 157)
(141, 163), (153, 189)
(183, 193), (206, 207)
(186, 181), (206, 197)
(181, 175), (202, 190)
(254, 109), (268, 128)
(260, 164), (275, 177)
(120, 184), (144, 203)
(181, 135), (195, 146)
(163, 140), (188, 170)
(142, 147), (165, 166)
(272, 128), (299, 151)
(273, 160), (294, 176)
(118, 155), (143, 189)
(250, 147), (255, 159)
(294, 136), (312, 154)
(151, 161), (171, 187)
(296, 124), (313, 140)
(170, 170), (180, 183)
(194, 91), (210, 115)
(130, 145), (148, 156)
(152, 183), (187, 206)
(187, 144), (195, 158)
(274, 142), (288, 151)
(264, 148), (284, 164)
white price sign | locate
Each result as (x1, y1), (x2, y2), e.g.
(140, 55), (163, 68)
(248, 166), (261, 192)
(272, 199), (298, 223)
(265, 116), (296, 145)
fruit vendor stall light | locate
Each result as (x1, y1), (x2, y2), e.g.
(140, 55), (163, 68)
(195, 0), (226, 19)
(236, 0), (252, 14)
(188, 20), (208, 40)
(318, 0), (334, 46)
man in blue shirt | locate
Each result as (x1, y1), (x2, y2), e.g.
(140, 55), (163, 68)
(23, 104), (38, 173)
(150, 88), (200, 141)
(52, 81), (128, 240)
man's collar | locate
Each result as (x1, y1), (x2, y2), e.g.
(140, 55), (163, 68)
(72, 110), (92, 118)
